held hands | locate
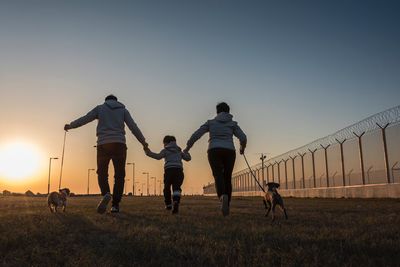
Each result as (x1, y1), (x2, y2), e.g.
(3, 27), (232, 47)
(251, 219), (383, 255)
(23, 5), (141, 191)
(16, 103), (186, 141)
(239, 145), (246, 155)
(143, 142), (150, 152)
(64, 124), (71, 131)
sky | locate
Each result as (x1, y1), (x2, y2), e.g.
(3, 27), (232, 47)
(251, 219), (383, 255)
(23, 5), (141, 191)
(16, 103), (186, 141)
(0, 0), (400, 194)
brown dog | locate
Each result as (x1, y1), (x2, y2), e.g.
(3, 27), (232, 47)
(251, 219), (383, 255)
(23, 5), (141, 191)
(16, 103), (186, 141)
(263, 182), (288, 221)
(47, 188), (70, 213)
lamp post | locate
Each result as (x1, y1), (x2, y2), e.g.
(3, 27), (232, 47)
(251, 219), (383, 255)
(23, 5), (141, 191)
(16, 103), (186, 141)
(87, 168), (95, 195)
(127, 162), (135, 196)
(124, 179), (130, 195)
(47, 157), (59, 195)
(141, 183), (145, 196)
(135, 182), (140, 196)
(142, 172), (149, 196)
(157, 179), (162, 196)
(151, 177), (156, 195)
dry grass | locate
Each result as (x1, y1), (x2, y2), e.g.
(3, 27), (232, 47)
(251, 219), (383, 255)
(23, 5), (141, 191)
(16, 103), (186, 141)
(0, 196), (399, 266)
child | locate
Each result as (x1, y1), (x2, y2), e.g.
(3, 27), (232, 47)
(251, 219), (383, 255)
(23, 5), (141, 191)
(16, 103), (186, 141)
(144, 135), (191, 214)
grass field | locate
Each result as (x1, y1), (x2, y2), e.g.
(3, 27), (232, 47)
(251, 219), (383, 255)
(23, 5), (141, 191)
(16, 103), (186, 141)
(0, 196), (399, 266)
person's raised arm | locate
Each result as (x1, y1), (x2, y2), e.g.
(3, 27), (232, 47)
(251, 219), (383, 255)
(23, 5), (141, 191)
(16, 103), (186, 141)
(233, 123), (247, 154)
(184, 121), (209, 152)
(124, 109), (147, 147)
(65, 106), (99, 131)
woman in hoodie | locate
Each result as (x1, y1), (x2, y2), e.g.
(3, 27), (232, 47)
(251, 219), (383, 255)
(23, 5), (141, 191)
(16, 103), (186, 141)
(144, 135), (191, 214)
(184, 102), (247, 216)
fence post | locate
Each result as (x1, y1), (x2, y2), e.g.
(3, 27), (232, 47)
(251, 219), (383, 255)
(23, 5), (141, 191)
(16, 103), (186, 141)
(272, 162), (276, 183)
(376, 123), (391, 183)
(308, 149), (318, 188)
(275, 161), (281, 185)
(335, 138), (347, 186)
(321, 144), (331, 187)
(283, 159), (289, 189)
(353, 132), (366, 185)
(298, 152), (306, 188)
(290, 155), (297, 189)
(266, 164), (271, 184)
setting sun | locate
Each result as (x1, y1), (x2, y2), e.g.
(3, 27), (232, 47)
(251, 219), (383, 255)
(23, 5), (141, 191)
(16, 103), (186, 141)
(0, 141), (43, 182)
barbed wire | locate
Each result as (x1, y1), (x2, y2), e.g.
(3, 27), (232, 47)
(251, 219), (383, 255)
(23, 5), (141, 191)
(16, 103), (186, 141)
(234, 104), (400, 176)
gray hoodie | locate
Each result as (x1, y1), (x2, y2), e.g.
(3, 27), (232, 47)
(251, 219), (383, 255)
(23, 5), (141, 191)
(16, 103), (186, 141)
(145, 141), (191, 169)
(69, 100), (146, 146)
(186, 112), (247, 151)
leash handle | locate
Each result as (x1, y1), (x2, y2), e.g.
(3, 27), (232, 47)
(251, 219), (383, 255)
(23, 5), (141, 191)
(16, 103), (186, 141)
(243, 153), (266, 193)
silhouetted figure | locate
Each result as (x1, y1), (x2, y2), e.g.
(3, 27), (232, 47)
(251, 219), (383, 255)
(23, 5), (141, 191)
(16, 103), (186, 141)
(184, 102), (247, 216)
(144, 135), (191, 214)
(64, 95), (148, 213)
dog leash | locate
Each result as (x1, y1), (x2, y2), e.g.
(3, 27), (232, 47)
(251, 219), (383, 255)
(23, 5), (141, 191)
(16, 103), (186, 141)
(58, 131), (67, 190)
(243, 153), (266, 193)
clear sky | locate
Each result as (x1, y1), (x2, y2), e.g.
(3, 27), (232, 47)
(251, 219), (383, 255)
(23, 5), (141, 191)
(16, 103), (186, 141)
(1, 0), (400, 194)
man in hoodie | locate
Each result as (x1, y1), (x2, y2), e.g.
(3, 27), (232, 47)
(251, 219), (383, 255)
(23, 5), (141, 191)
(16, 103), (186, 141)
(144, 135), (191, 214)
(184, 102), (247, 216)
(64, 94), (148, 213)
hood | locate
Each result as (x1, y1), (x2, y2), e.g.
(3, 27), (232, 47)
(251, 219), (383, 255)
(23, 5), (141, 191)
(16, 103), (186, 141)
(214, 112), (233, 122)
(105, 100), (125, 109)
(165, 141), (182, 152)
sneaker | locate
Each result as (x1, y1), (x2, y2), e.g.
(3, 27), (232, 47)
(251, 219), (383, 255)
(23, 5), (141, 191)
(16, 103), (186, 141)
(110, 205), (119, 213)
(172, 201), (179, 214)
(165, 204), (172, 210)
(96, 193), (112, 214)
(220, 194), (229, 217)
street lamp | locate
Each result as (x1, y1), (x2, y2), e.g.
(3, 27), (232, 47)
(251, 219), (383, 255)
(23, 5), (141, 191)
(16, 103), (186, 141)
(87, 168), (95, 195)
(47, 157), (58, 195)
(135, 182), (140, 196)
(151, 177), (156, 195)
(124, 179), (130, 195)
(142, 172), (149, 196)
(127, 162), (135, 196)
(141, 183), (145, 196)
(157, 179), (162, 196)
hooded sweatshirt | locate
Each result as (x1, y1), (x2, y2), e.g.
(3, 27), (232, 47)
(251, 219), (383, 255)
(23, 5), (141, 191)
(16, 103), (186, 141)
(145, 141), (191, 169)
(69, 100), (146, 146)
(186, 112), (247, 151)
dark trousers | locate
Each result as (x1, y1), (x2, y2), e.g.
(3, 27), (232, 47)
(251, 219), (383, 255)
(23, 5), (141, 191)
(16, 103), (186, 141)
(97, 143), (127, 206)
(164, 168), (184, 205)
(208, 148), (236, 203)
